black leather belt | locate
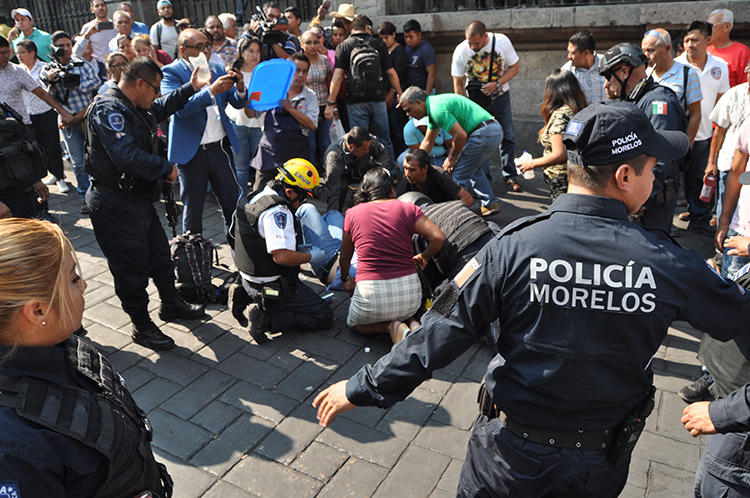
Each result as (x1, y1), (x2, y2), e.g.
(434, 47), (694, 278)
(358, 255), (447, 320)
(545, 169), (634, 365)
(476, 119), (496, 129)
(498, 410), (614, 451)
(199, 140), (223, 150)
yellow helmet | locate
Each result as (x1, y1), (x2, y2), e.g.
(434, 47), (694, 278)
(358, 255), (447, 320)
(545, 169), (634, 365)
(275, 158), (320, 195)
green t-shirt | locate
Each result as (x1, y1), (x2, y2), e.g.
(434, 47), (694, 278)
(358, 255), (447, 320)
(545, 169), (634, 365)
(425, 94), (493, 136)
(12, 28), (52, 62)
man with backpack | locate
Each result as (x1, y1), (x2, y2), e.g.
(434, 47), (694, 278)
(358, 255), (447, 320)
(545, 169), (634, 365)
(325, 15), (402, 163)
(150, 0), (178, 59)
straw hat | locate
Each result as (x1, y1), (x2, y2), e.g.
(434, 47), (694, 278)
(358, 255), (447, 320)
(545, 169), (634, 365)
(329, 3), (356, 22)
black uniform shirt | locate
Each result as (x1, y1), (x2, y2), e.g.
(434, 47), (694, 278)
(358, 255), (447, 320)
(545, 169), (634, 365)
(346, 194), (750, 430)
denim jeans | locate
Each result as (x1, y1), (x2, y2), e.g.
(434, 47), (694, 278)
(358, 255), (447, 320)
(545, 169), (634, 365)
(685, 138), (713, 225)
(308, 115), (332, 168)
(489, 91), (516, 180)
(177, 139), (241, 246)
(721, 228), (750, 279)
(453, 120), (503, 207)
(61, 124), (89, 199)
(347, 101), (394, 163)
(296, 203), (343, 274)
(231, 122), (262, 198)
(396, 149), (446, 170)
(716, 170), (732, 221)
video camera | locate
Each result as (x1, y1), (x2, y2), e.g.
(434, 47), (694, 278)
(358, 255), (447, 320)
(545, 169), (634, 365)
(250, 5), (286, 46)
(41, 47), (84, 89)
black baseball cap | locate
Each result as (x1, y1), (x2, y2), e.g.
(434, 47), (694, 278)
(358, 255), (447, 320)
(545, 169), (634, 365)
(563, 101), (689, 167)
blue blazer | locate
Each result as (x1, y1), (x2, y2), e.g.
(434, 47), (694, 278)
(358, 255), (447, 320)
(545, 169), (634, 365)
(161, 58), (247, 165)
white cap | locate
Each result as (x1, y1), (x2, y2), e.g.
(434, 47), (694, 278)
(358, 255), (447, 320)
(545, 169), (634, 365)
(11, 8), (33, 20)
(414, 116), (429, 127)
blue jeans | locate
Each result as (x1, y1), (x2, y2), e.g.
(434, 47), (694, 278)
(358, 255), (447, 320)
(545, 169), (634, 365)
(308, 115), (332, 168)
(231, 123), (262, 198)
(721, 228), (750, 279)
(177, 139), (241, 246)
(453, 121), (503, 207)
(61, 125), (89, 199)
(347, 101), (394, 163)
(489, 91), (516, 180)
(396, 149), (446, 170)
(716, 170), (733, 221)
(296, 203), (343, 274)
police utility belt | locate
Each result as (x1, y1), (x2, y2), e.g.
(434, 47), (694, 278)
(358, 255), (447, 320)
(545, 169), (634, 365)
(477, 383), (655, 464)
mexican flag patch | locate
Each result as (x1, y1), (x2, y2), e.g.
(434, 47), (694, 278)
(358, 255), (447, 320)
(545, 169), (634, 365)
(652, 101), (668, 115)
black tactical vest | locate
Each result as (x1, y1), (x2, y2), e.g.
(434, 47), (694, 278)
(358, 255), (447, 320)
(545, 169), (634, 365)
(0, 336), (172, 498)
(234, 193), (302, 279)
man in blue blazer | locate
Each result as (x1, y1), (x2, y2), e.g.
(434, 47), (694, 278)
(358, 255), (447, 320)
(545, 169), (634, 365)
(161, 28), (247, 245)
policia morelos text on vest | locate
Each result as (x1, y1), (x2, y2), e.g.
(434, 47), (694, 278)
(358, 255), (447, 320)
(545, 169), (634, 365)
(314, 102), (750, 497)
(0, 335), (172, 497)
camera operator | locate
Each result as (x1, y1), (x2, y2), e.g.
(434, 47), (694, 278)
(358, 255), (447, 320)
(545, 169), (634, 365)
(248, 1), (300, 61)
(0, 36), (74, 218)
(42, 31), (102, 215)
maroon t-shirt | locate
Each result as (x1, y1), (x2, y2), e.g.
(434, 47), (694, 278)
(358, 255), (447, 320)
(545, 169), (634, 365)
(344, 199), (423, 282)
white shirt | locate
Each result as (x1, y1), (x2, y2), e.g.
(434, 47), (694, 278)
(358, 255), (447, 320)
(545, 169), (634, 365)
(0, 62), (40, 124)
(22, 60), (52, 116)
(240, 185), (297, 284)
(730, 120), (750, 236)
(149, 21), (178, 58)
(79, 19), (117, 61)
(676, 52), (730, 141)
(451, 33), (519, 94)
(709, 83), (750, 172)
(289, 85), (319, 137)
(225, 69), (265, 128)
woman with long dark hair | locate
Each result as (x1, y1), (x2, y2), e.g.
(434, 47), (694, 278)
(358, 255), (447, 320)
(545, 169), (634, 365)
(226, 36), (263, 196)
(517, 69), (587, 199)
(339, 168), (444, 343)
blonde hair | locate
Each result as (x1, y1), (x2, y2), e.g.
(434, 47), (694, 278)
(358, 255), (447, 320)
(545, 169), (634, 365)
(132, 33), (152, 50)
(0, 219), (79, 340)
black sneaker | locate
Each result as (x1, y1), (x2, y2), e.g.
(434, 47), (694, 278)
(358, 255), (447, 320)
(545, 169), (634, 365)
(132, 320), (175, 351)
(678, 373), (713, 403)
(80, 201), (90, 215)
(247, 303), (270, 344)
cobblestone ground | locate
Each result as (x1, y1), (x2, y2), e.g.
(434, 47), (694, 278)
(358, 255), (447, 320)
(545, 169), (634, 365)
(45, 166), (714, 497)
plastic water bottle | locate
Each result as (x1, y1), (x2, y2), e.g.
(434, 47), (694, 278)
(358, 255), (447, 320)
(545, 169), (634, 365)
(514, 151), (534, 179)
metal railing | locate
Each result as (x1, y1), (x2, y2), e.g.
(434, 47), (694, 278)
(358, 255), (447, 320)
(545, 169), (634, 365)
(388, 0), (691, 15)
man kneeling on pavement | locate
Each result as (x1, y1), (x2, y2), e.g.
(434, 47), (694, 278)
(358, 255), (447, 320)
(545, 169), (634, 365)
(231, 159), (335, 343)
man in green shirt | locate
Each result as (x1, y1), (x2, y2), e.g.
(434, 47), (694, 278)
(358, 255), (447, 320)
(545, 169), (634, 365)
(8, 8), (52, 62)
(399, 86), (502, 216)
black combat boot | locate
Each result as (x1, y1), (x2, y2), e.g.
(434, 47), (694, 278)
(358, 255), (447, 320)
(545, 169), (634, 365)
(228, 281), (251, 326)
(132, 319), (176, 351)
(247, 303), (270, 344)
(158, 288), (206, 322)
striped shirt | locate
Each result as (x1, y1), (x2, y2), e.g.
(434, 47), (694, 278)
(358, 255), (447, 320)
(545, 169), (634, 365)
(561, 53), (608, 105)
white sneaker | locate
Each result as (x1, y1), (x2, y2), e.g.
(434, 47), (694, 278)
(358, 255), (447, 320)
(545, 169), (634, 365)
(56, 179), (70, 193)
(43, 174), (58, 185)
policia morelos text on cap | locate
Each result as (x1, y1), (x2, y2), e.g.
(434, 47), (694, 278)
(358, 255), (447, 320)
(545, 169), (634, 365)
(0, 219), (172, 497)
(313, 101), (750, 497)
(84, 57), (209, 351)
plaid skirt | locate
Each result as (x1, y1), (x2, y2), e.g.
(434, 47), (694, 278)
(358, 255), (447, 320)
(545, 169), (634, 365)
(346, 273), (422, 327)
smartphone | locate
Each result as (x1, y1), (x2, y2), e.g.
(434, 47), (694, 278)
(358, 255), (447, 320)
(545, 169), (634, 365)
(98, 21), (114, 30)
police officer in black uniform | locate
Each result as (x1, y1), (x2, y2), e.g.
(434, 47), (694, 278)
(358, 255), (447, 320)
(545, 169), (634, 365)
(598, 43), (687, 236)
(0, 218), (172, 497)
(85, 57), (205, 351)
(313, 102), (750, 497)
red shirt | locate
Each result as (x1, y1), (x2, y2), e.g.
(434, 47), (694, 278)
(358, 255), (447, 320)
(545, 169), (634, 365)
(707, 41), (750, 88)
(344, 199), (423, 282)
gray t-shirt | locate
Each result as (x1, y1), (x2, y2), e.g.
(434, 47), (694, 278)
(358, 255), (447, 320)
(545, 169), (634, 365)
(150, 21), (178, 59)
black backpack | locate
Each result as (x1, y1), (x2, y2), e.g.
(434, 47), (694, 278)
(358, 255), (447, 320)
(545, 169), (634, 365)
(0, 102), (45, 191)
(170, 232), (221, 304)
(348, 36), (384, 100)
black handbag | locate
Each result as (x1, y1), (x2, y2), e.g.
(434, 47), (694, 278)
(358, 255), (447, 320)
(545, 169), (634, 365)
(465, 34), (500, 111)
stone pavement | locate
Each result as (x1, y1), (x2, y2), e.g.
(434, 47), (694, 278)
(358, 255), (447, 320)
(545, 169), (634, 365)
(44, 169), (715, 497)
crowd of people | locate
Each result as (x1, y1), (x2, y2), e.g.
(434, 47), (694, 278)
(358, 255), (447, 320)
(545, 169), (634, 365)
(3, 0), (750, 496)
